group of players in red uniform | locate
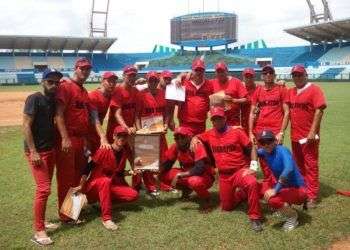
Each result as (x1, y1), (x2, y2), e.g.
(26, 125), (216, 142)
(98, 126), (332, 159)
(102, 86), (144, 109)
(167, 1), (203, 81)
(23, 57), (326, 245)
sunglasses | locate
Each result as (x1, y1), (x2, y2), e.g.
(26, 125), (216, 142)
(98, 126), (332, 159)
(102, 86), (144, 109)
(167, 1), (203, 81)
(78, 66), (92, 71)
(292, 73), (304, 78)
(262, 72), (274, 75)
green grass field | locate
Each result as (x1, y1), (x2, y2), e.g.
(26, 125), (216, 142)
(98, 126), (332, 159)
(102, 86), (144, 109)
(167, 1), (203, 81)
(0, 82), (349, 249)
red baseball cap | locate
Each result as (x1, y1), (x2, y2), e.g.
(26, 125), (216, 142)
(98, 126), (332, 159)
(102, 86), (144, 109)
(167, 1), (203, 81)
(262, 65), (275, 74)
(174, 127), (194, 137)
(242, 68), (256, 77)
(210, 106), (225, 119)
(102, 71), (118, 80)
(291, 65), (307, 74)
(123, 65), (138, 75)
(75, 57), (92, 69)
(161, 70), (173, 79)
(192, 59), (205, 71)
(113, 125), (128, 136)
(215, 61), (228, 71)
(146, 71), (159, 80)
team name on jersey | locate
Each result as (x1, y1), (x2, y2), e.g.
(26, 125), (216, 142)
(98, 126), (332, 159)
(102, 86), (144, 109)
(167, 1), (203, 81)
(187, 89), (209, 97)
(212, 144), (237, 153)
(289, 102), (310, 111)
(258, 100), (281, 107)
(75, 101), (88, 109)
(144, 107), (164, 114)
(122, 103), (136, 110)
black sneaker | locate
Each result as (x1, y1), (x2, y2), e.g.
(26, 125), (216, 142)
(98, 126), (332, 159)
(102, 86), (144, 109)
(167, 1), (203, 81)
(250, 219), (263, 232)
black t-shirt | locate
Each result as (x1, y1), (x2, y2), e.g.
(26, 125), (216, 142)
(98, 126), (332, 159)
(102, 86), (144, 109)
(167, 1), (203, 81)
(23, 92), (56, 152)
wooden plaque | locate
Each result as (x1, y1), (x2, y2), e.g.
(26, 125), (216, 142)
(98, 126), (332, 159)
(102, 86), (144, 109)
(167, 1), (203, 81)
(134, 134), (161, 171)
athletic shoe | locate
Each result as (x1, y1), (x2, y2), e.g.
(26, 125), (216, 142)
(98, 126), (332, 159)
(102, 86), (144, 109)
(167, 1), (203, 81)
(282, 216), (299, 231)
(149, 190), (160, 197)
(250, 219), (263, 232)
(102, 220), (118, 231)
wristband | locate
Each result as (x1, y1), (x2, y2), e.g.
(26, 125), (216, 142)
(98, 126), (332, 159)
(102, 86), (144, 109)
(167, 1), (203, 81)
(249, 160), (258, 171)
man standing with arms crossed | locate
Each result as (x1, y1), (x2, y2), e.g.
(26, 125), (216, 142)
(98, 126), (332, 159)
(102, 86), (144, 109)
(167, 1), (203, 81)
(55, 57), (101, 223)
(23, 69), (62, 245)
(288, 65), (327, 208)
(241, 68), (257, 133)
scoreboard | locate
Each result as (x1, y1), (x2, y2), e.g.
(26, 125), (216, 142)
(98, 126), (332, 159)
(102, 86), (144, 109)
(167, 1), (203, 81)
(171, 12), (237, 47)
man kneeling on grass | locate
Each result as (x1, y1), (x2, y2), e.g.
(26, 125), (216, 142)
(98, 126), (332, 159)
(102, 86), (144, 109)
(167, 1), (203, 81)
(159, 126), (215, 212)
(252, 130), (307, 231)
(72, 126), (138, 230)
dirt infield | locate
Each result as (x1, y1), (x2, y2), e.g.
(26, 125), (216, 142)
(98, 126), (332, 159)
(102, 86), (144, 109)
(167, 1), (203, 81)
(330, 237), (350, 250)
(0, 91), (33, 126)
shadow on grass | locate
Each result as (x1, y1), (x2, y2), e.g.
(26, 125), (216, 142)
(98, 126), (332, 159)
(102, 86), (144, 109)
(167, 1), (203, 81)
(319, 181), (336, 201)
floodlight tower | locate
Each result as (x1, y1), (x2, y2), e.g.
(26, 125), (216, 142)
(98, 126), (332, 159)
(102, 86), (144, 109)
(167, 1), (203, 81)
(89, 0), (110, 37)
(306, 0), (333, 24)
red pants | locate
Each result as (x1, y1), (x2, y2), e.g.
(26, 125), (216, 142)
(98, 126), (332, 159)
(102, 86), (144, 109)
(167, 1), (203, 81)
(260, 182), (307, 209)
(26, 150), (55, 231)
(86, 129), (100, 155)
(132, 172), (157, 192)
(56, 136), (87, 221)
(291, 141), (319, 200)
(179, 122), (206, 136)
(219, 168), (262, 220)
(85, 176), (138, 221)
(160, 168), (214, 199)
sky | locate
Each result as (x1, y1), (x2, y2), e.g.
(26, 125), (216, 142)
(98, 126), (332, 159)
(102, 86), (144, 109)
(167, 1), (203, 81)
(0, 0), (349, 53)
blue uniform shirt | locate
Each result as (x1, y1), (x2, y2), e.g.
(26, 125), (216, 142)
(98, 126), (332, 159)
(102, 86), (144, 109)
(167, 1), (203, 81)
(258, 145), (305, 193)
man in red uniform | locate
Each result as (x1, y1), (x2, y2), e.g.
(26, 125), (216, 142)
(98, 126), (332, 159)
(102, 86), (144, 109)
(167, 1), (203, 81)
(107, 65), (139, 142)
(159, 70), (173, 90)
(248, 65), (289, 185)
(287, 65), (327, 208)
(160, 127), (215, 212)
(23, 68), (62, 245)
(55, 57), (101, 223)
(210, 61), (248, 126)
(133, 71), (169, 195)
(73, 126), (138, 230)
(241, 68), (258, 132)
(177, 58), (213, 135)
(87, 71), (118, 154)
(196, 107), (263, 232)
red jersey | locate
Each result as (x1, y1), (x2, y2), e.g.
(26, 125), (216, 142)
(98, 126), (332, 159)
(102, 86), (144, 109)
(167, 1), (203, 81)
(89, 89), (111, 124)
(178, 79), (213, 126)
(198, 127), (251, 172)
(109, 85), (138, 127)
(241, 84), (258, 131)
(210, 77), (247, 126)
(136, 88), (167, 122)
(287, 83), (327, 141)
(251, 84), (288, 134)
(55, 78), (92, 137)
(90, 147), (132, 180)
(164, 143), (213, 175)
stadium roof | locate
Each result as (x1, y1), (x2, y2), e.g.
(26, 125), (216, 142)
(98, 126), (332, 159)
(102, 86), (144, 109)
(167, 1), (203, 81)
(284, 18), (350, 44)
(0, 35), (117, 52)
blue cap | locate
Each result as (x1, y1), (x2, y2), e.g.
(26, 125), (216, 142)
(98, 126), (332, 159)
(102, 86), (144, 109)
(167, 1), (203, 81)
(42, 68), (63, 80)
(257, 130), (276, 142)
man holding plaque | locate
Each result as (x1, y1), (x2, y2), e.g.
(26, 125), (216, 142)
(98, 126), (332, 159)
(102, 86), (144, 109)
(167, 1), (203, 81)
(134, 71), (170, 195)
